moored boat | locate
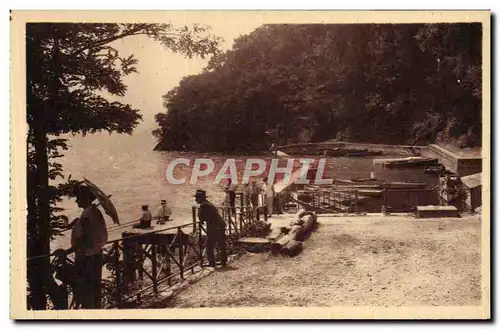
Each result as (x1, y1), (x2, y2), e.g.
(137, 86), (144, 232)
(424, 165), (445, 174)
(382, 157), (438, 168)
(334, 178), (381, 187)
(351, 177), (379, 182)
(336, 184), (383, 189)
(381, 182), (426, 189)
(357, 189), (383, 197)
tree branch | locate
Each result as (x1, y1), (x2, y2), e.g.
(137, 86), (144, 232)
(70, 24), (149, 57)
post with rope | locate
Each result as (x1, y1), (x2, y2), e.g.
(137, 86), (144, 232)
(192, 206), (197, 234)
(113, 241), (122, 308)
(178, 228), (184, 279)
(122, 233), (134, 288)
(239, 194), (244, 231)
(355, 189), (359, 214)
(151, 244), (158, 294)
(198, 220), (204, 268)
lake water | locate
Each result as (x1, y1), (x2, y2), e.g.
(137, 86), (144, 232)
(53, 129), (438, 250)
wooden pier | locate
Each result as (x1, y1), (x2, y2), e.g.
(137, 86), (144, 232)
(422, 144), (482, 177)
(42, 204), (268, 309)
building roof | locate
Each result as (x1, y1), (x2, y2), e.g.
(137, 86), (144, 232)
(461, 172), (482, 189)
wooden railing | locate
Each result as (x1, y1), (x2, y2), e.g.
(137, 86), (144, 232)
(295, 186), (441, 214)
(383, 188), (439, 213)
(36, 204), (267, 310)
(294, 187), (363, 213)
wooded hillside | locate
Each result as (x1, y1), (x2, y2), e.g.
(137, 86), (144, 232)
(153, 23), (482, 153)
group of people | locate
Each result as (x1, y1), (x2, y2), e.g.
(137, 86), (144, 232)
(53, 188), (175, 309)
(133, 199), (173, 229)
(52, 177), (278, 309)
(224, 177), (277, 218)
(438, 171), (465, 211)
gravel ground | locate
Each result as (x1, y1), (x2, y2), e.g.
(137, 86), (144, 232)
(166, 215), (481, 308)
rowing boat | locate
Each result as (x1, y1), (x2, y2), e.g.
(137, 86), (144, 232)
(381, 182), (427, 189)
(357, 189), (383, 197)
(334, 178), (381, 186)
(379, 157), (438, 168)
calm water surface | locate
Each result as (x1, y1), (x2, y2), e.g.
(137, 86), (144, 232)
(53, 130), (437, 249)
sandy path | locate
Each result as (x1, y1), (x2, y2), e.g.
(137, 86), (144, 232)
(165, 215), (481, 308)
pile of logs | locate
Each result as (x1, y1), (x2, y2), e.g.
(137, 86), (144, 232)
(270, 210), (318, 257)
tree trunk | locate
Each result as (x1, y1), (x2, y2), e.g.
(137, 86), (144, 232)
(270, 234), (292, 255)
(270, 225), (302, 254)
(27, 108), (52, 310)
(280, 240), (303, 257)
(295, 214), (316, 241)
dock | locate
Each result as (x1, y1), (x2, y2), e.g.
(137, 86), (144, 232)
(415, 205), (460, 218)
(422, 144), (482, 177)
(166, 214), (481, 310)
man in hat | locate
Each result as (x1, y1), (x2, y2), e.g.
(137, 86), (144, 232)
(224, 179), (238, 217)
(194, 189), (227, 267)
(56, 184), (108, 309)
(133, 205), (153, 229)
(156, 199), (172, 224)
(263, 177), (276, 217)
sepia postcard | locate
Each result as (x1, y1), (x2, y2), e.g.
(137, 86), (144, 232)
(10, 10), (491, 319)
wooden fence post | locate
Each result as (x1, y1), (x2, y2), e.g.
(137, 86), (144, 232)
(198, 220), (204, 268)
(355, 189), (359, 214)
(383, 189), (387, 209)
(238, 206), (244, 232)
(239, 192), (244, 211)
(113, 241), (122, 307)
(178, 228), (184, 279)
(192, 206), (197, 234)
(152, 244), (158, 294)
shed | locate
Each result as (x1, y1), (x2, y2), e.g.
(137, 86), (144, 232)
(461, 173), (482, 212)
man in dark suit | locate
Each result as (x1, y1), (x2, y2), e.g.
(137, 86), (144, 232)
(194, 189), (227, 268)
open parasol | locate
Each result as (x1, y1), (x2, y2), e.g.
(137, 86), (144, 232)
(83, 177), (120, 225)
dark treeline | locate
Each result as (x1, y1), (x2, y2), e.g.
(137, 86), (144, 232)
(153, 23), (482, 153)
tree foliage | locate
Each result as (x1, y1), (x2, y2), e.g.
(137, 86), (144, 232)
(26, 23), (220, 309)
(154, 23), (482, 152)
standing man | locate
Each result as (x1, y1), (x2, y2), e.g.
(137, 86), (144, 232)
(250, 181), (260, 208)
(156, 199), (172, 224)
(56, 184), (108, 309)
(194, 189), (227, 268)
(243, 182), (252, 209)
(269, 142), (278, 157)
(225, 179), (238, 217)
(264, 177), (276, 217)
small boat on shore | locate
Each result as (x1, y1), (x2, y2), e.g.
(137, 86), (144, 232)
(357, 189), (383, 197)
(334, 178), (355, 184)
(424, 165), (445, 174)
(348, 150), (383, 157)
(276, 150), (291, 158)
(320, 148), (384, 157)
(374, 156), (438, 168)
(381, 182), (427, 189)
(336, 184), (383, 189)
(334, 178), (381, 186)
(351, 177), (379, 182)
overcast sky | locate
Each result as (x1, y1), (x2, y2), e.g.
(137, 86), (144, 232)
(105, 18), (264, 132)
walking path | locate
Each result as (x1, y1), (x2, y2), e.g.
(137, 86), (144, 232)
(160, 214), (481, 308)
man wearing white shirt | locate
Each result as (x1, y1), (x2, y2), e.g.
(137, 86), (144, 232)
(57, 185), (108, 309)
(156, 199), (172, 224)
(264, 177), (276, 217)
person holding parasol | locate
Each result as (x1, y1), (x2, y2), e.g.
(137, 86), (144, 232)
(54, 178), (119, 309)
